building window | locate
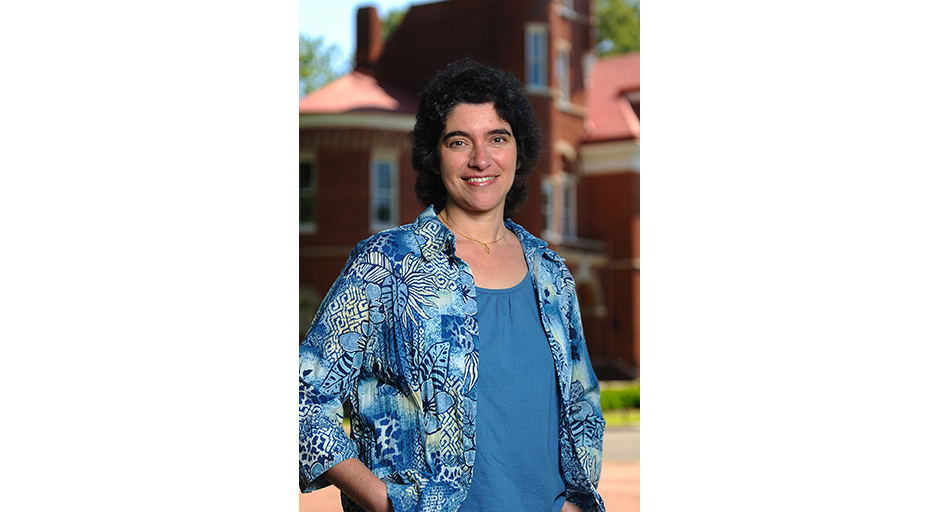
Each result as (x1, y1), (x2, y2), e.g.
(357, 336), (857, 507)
(300, 154), (317, 232)
(525, 24), (548, 89)
(555, 44), (571, 101)
(562, 175), (577, 237)
(370, 152), (398, 231)
(582, 52), (596, 87)
(542, 180), (555, 237)
(542, 172), (577, 241)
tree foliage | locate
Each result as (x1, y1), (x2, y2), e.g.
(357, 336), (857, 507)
(299, 33), (344, 96)
(596, 0), (640, 56)
(381, 7), (407, 42)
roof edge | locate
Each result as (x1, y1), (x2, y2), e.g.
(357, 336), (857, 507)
(299, 112), (415, 132)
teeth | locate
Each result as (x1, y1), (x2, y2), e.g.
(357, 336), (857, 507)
(466, 177), (494, 183)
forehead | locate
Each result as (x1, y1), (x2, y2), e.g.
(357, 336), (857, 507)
(444, 102), (510, 130)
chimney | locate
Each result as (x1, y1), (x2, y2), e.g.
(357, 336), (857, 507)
(356, 6), (383, 71)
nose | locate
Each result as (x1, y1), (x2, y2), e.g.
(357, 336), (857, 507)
(469, 145), (490, 170)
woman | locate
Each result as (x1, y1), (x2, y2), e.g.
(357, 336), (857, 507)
(300, 59), (605, 512)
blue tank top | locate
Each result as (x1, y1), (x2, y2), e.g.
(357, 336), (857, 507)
(459, 272), (567, 512)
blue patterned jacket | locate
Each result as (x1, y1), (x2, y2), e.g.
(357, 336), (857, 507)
(300, 207), (606, 511)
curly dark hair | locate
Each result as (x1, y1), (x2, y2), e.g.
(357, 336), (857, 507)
(407, 58), (543, 218)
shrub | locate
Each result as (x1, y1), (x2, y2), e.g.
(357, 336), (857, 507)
(600, 386), (640, 410)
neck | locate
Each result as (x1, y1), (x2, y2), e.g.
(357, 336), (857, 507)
(439, 206), (505, 242)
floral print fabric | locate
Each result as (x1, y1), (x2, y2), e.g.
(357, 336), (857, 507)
(299, 206), (606, 512)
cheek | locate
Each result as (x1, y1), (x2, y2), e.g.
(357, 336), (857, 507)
(439, 152), (462, 176)
(507, 144), (520, 169)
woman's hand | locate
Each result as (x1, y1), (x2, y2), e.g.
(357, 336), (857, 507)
(561, 501), (584, 512)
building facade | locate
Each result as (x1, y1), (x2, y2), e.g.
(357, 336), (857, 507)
(300, 0), (639, 379)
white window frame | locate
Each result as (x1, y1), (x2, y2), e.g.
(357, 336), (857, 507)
(555, 41), (571, 102)
(542, 172), (578, 242)
(582, 52), (596, 88)
(525, 23), (549, 91)
(556, 0), (578, 20)
(300, 153), (317, 233)
(542, 179), (556, 240)
(562, 173), (577, 238)
(370, 152), (399, 231)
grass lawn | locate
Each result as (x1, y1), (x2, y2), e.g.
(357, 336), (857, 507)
(602, 407), (640, 427)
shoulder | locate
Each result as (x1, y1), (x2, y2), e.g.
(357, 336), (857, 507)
(341, 220), (440, 284)
(347, 207), (454, 270)
(351, 207), (446, 260)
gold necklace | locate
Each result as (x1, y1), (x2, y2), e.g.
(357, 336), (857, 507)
(439, 214), (508, 254)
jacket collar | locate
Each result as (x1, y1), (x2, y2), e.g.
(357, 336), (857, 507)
(412, 206), (563, 265)
(413, 206), (456, 262)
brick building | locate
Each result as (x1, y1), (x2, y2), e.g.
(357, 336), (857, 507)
(299, 0), (639, 379)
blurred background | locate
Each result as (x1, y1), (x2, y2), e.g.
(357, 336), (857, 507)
(299, 0), (640, 381)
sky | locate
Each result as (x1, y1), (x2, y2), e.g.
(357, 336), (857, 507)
(299, 0), (436, 72)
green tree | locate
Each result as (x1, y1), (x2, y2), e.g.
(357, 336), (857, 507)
(596, 0), (640, 56)
(381, 7), (407, 42)
(300, 33), (344, 96)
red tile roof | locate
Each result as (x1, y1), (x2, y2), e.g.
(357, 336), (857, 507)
(299, 71), (417, 114)
(300, 54), (639, 144)
(583, 52), (640, 142)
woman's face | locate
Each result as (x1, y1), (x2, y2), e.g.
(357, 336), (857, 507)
(437, 102), (518, 217)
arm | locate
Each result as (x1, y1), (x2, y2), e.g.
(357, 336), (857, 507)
(567, 282), (606, 479)
(563, 268), (607, 511)
(300, 246), (376, 492)
(323, 458), (393, 512)
(303, 242), (469, 511)
(562, 502), (585, 512)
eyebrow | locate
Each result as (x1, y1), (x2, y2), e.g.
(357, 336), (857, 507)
(441, 128), (513, 142)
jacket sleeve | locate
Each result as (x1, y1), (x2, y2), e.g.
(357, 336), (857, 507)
(563, 267), (607, 512)
(299, 245), (373, 492)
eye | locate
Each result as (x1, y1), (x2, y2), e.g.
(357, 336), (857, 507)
(448, 140), (466, 148)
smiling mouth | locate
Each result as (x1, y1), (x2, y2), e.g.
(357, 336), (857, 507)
(464, 176), (496, 183)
